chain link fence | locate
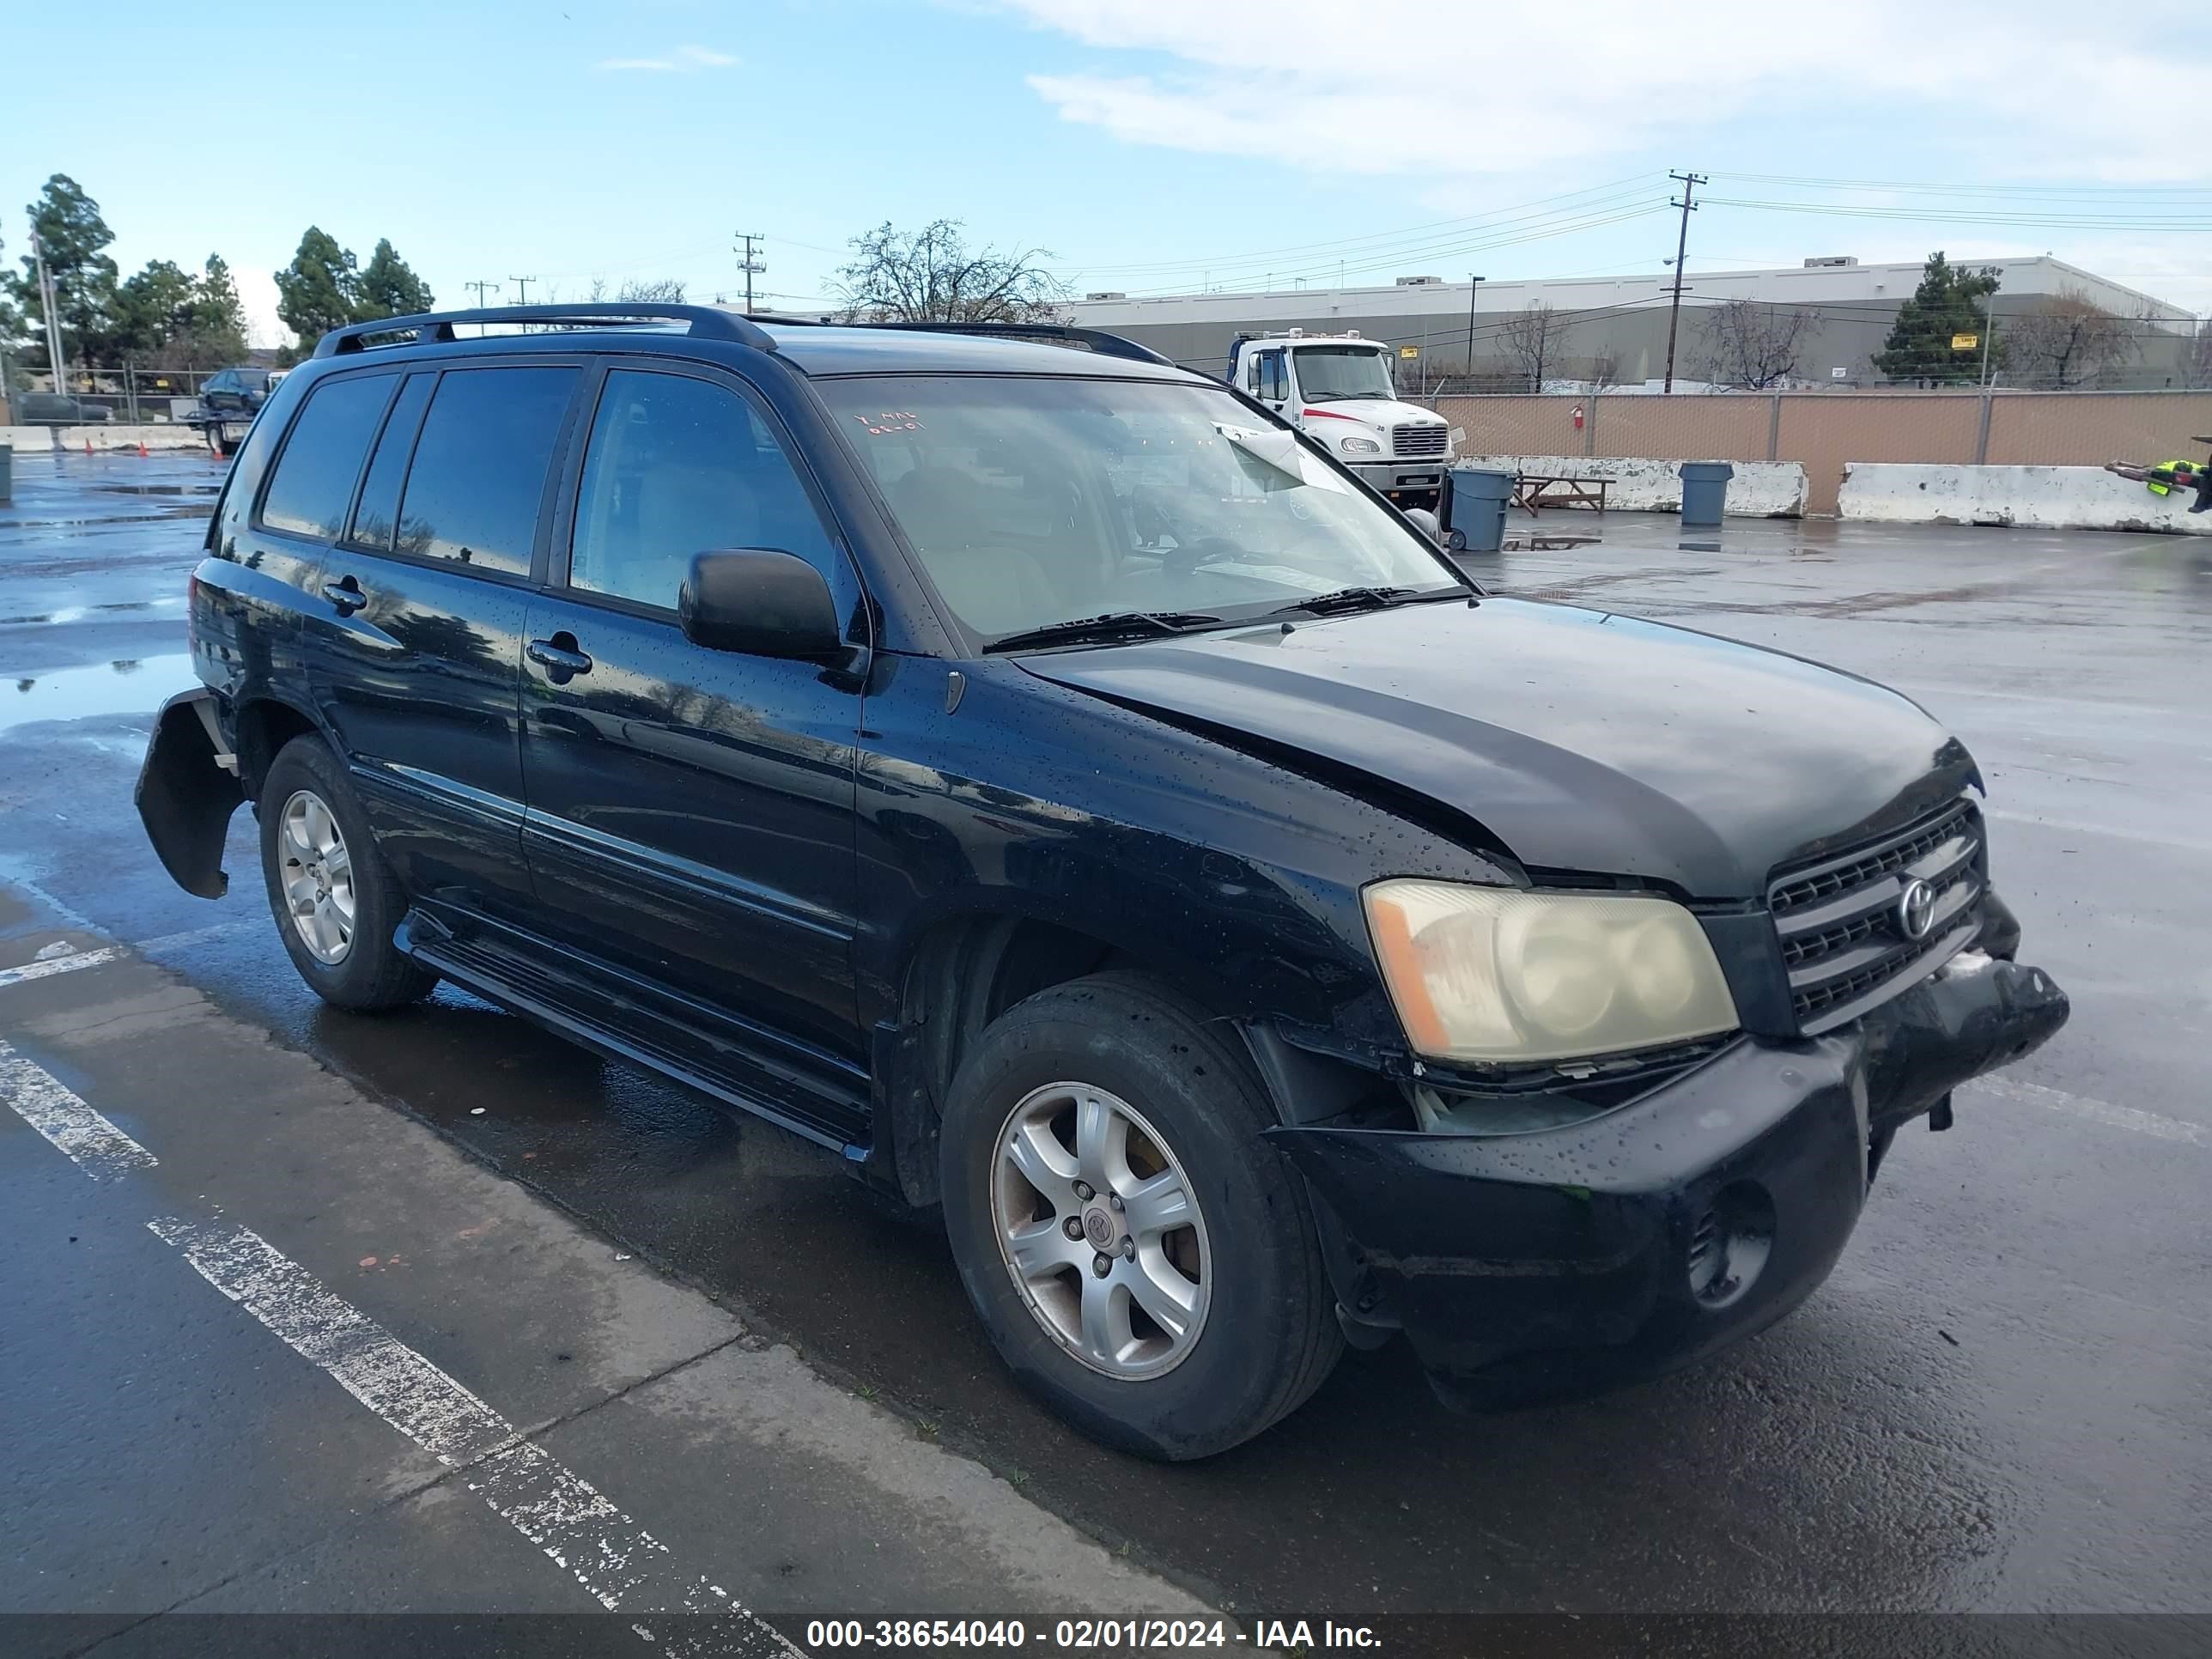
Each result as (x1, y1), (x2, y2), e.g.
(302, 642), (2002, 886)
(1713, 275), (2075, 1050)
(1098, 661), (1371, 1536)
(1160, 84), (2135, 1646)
(1, 362), (246, 425)
(1421, 388), (2212, 513)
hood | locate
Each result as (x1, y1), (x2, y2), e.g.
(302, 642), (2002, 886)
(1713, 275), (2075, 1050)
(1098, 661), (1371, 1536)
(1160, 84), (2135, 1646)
(1297, 398), (1442, 433)
(1021, 597), (1974, 899)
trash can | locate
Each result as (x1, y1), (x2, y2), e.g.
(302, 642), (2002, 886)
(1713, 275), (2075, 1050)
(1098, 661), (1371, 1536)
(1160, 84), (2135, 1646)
(1679, 460), (1735, 526)
(1443, 465), (1516, 553)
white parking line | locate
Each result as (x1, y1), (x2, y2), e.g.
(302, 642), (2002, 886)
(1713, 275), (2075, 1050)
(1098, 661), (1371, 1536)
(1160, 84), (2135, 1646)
(149, 1215), (797, 1652)
(0, 945), (120, 989)
(1968, 1074), (2209, 1148)
(0, 1037), (157, 1178)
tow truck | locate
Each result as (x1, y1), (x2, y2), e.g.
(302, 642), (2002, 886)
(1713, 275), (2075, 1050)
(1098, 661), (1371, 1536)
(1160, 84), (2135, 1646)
(1226, 330), (1457, 510)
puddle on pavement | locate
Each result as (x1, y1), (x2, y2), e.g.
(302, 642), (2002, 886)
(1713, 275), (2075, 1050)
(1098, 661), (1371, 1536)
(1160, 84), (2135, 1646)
(0, 597), (185, 628)
(0, 653), (197, 735)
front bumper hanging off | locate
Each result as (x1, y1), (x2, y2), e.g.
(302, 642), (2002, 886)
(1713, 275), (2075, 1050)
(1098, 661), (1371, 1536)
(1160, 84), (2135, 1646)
(1268, 946), (2069, 1409)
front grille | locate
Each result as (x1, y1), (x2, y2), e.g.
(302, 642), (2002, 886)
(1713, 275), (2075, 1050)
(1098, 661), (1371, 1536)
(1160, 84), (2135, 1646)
(1393, 422), (1449, 459)
(1768, 799), (1985, 1032)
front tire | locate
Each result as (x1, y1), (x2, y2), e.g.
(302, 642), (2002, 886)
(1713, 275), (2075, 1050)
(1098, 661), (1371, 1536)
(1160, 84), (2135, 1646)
(939, 973), (1340, 1460)
(258, 736), (437, 1012)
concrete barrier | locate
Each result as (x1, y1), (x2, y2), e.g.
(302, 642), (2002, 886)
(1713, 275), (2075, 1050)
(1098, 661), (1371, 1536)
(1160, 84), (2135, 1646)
(0, 423), (209, 453)
(1455, 454), (1808, 518)
(1838, 463), (2212, 535)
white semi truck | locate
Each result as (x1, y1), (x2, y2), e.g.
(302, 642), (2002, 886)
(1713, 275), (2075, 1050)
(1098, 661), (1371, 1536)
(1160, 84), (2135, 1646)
(1225, 330), (1457, 510)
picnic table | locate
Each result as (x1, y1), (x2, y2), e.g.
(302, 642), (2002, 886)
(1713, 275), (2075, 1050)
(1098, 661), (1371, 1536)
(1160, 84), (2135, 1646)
(1511, 474), (1609, 515)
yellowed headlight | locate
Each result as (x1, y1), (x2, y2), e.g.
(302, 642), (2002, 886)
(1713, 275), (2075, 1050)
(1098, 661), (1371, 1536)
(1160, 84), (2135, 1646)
(1363, 881), (1739, 1064)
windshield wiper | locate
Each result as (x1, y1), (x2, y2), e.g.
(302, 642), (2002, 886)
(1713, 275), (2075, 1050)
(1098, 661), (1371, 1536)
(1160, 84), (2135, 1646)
(984, 611), (1223, 653)
(1266, 586), (1426, 618)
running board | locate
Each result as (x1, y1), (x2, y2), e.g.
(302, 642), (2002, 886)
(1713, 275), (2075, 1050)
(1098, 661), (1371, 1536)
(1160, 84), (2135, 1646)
(395, 910), (871, 1152)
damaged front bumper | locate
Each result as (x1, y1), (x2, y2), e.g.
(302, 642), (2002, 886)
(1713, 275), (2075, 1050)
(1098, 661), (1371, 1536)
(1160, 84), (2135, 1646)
(1267, 947), (2069, 1409)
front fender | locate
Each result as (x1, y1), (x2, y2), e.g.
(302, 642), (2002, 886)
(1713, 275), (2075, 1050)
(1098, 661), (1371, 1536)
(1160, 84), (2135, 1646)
(135, 690), (245, 899)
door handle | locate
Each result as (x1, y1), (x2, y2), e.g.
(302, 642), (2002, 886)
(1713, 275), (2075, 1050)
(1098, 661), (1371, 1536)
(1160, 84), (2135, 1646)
(320, 574), (365, 613)
(526, 635), (593, 678)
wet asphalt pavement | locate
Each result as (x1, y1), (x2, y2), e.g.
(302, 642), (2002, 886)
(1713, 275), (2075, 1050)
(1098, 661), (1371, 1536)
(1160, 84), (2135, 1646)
(3, 447), (2208, 1629)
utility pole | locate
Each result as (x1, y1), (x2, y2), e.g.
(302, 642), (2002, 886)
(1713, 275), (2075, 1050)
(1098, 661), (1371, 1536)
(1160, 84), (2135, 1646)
(1464, 274), (1486, 390)
(31, 232), (69, 398)
(465, 278), (501, 308)
(507, 276), (538, 306)
(1661, 170), (1707, 393)
(734, 233), (766, 313)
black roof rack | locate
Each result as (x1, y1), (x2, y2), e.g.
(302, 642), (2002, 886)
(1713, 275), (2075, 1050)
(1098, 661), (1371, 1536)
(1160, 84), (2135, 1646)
(313, 303), (776, 358)
(854, 320), (1176, 367)
(743, 315), (1171, 368)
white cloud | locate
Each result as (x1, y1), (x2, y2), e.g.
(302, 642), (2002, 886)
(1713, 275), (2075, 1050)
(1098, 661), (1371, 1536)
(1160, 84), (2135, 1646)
(1001, 0), (2210, 185)
(597, 43), (738, 72)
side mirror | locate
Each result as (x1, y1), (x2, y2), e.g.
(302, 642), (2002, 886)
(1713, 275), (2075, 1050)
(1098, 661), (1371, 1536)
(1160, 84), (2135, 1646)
(679, 549), (842, 660)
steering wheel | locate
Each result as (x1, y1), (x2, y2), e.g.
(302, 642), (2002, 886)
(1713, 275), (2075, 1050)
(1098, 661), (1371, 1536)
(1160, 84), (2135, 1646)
(1160, 535), (1249, 582)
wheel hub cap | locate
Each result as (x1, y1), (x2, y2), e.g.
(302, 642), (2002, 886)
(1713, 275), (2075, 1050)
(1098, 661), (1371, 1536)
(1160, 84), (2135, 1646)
(1082, 1206), (1120, 1253)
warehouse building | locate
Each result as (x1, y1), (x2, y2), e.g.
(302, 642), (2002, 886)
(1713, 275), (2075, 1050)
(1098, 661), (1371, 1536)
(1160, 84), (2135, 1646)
(1062, 257), (2197, 390)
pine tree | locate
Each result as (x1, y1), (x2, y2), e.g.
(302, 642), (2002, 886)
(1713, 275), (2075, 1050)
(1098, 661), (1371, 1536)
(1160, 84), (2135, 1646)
(1873, 252), (2002, 386)
(10, 173), (122, 368)
(355, 239), (435, 320)
(275, 227), (361, 347)
(114, 259), (199, 362)
(190, 255), (251, 365)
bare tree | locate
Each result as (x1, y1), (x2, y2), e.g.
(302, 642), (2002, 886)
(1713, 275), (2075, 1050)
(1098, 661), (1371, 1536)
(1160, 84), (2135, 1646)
(832, 220), (1065, 324)
(579, 276), (689, 303)
(1497, 301), (1562, 391)
(1695, 300), (1811, 389)
(2004, 288), (2136, 388)
(2180, 321), (2212, 389)
(1584, 349), (1621, 392)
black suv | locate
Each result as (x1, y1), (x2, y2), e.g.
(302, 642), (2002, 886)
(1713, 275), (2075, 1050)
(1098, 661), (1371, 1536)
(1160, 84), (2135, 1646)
(137, 303), (2068, 1459)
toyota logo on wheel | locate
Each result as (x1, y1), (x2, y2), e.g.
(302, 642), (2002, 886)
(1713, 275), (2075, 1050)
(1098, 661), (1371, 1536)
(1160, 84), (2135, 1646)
(1896, 878), (1937, 942)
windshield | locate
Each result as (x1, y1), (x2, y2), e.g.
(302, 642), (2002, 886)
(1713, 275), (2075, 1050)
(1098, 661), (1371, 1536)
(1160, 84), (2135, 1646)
(1292, 346), (1394, 402)
(819, 375), (1462, 644)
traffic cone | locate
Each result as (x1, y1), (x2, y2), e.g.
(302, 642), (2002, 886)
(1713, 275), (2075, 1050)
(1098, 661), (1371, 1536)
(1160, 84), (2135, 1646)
(85, 439), (93, 455)
(137, 441), (149, 459)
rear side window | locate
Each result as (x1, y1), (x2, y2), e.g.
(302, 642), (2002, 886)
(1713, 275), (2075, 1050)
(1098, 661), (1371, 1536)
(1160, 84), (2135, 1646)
(258, 375), (395, 540)
(346, 373), (435, 554)
(568, 368), (836, 607)
(396, 367), (577, 575)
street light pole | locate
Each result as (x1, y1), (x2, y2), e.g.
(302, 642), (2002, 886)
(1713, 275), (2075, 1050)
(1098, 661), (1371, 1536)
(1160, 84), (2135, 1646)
(1464, 274), (1486, 389)
(31, 232), (69, 399)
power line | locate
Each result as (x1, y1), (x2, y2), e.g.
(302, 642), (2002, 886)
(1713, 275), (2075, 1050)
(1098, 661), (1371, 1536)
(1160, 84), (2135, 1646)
(1066, 173), (1665, 279)
(1662, 171), (1707, 393)
(465, 278), (501, 307)
(507, 275), (538, 305)
(1707, 197), (2212, 231)
(1710, 170), (2212, 198)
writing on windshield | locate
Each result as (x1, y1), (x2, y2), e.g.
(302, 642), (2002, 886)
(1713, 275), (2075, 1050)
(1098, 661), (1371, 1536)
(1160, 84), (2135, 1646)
(820, 375), (1455, 642)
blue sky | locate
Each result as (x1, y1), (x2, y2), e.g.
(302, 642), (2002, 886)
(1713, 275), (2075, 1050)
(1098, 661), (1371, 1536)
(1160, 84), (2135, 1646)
(6, 0), (2209, 346)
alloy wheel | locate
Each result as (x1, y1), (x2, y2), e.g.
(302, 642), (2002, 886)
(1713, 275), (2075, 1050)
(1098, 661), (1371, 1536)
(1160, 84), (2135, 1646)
(278, 788), (356, 965)
(991, 1081), (1212, 1380)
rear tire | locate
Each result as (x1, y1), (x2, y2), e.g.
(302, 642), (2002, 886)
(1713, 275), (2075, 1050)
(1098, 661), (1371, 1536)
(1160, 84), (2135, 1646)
(939, 972), (1340, 1460)
(258, 735), (438, 1012)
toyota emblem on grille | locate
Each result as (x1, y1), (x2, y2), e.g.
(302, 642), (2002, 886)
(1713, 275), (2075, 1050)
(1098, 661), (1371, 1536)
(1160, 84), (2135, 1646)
(1896, 878), (1937, 942)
